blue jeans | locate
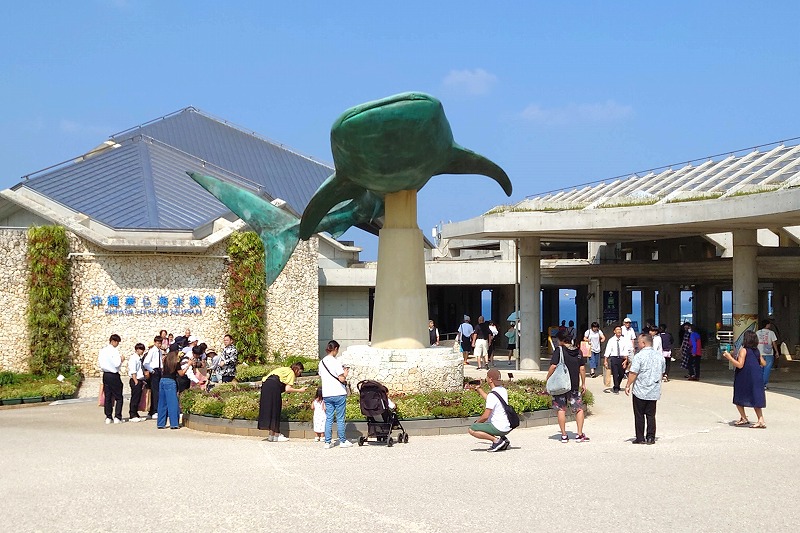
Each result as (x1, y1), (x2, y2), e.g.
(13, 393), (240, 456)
(762, 355), (775, 388)
(324, 395), (347, 443)
(589, 351), (600, 371)
(157, 377), (180, 428)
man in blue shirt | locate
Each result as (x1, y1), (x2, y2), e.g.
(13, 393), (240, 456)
(626, 333), (666, 444)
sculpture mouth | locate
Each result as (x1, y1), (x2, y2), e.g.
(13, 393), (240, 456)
(337, 92), (434, 124)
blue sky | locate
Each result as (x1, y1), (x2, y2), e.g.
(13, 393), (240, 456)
(2, 2), (799, 258)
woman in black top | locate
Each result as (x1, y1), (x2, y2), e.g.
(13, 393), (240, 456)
(157, 351), (186, 429)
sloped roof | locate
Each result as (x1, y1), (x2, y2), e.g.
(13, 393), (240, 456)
(517, 140), (800, 210)
(16, 107), (333, 231)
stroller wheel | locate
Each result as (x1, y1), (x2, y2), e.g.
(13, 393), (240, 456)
(358, 436), (366, 446)
(397, 432), (404, 442)
(404, 433), (409, 444)
(387, 437), (394, 447)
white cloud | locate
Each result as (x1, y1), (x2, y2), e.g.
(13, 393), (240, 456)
(520, 100), (633, 125)
(442, 68), (498, 96)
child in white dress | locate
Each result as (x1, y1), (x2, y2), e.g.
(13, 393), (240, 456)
(311, 387), (326, 441)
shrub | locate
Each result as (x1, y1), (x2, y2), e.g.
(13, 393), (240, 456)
(221, 394), (260, 419)
(0, 371), (18, 386)
(0, 372), (79, 400)
(190, 396), (225, 417)
(235, 364), (272, 382)
(27, 226), (72, 374)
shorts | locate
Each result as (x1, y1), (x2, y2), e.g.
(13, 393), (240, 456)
(461, 339), (473, 355)
(507, 343), (516, 350)
(470, 422), (509, 437)
(473, 339), (489, 358)
(552, 390), (584, 414)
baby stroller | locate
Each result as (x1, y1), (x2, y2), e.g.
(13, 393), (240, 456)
(357, 380), (408, 447)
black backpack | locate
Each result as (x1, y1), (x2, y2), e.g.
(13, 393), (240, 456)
(491, 391), (520, 430)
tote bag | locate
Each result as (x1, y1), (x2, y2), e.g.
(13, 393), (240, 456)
(546, 347), (572, 396)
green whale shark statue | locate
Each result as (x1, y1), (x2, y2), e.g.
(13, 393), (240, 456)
(188, 171), (383, 285)
(188, 92), (510, 286)
(298, 92), (512, 239)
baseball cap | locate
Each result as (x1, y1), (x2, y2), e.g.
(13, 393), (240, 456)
(188, 335), (199, 343)
(623, 318), (631, 323)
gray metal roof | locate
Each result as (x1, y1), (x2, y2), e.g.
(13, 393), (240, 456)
(18, 107), (334, 231)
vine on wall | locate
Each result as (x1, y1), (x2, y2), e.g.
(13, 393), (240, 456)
(27, 225), (72, 374)
(226, 231), (267, 364)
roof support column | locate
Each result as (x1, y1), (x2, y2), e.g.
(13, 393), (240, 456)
(519, 237), (541, 370)
(733, 230), (759, 347)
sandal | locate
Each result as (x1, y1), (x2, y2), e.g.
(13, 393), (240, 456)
(734, 418), (749, 426)
(750, 423), (767, 429)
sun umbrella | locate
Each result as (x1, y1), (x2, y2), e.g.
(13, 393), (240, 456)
(507, 310), (520, 321)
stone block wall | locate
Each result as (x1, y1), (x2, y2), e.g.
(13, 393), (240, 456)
(0, 230), (29, 372)
(0, 230), (319, 375)
(266, 237), (319, 358)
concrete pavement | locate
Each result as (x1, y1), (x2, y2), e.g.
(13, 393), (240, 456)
(1, 359), (799, 532)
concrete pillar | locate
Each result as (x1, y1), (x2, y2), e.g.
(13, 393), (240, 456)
(772, 282), (800, 351)
(541, 287), (560, 332)
(371, 191), (429, 349)
(600, 278), (622, 339)
(519, 238), (541, 370)
(576, 285), (589, 332)
(641, 288), (656, 327)
(587, 278), (602, 327)
(621, 288), (632, 322)
(732, 230), (759, 348)
(694, 284), (721, 350)
(658, 283), (681, 331)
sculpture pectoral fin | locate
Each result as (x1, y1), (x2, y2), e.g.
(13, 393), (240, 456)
(441, 144), (513, 197)
(299, 172), (364, 240)
(188, 172), (300, 285)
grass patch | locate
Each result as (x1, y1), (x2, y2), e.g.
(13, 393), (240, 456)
(598, 197), (659, 208)
(665, 191), (724, 203)
(728, 184), (782, 197)
(235, 354), (319, 382)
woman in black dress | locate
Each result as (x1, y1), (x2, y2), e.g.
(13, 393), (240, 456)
(257, 362), (306, 441)
(722, 330), (766, 429)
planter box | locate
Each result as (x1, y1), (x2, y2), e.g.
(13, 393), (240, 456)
(1, 399), (22, 405)
(21, 396), (44, 404)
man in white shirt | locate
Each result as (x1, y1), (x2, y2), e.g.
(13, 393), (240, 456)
(98, 334), (124, 424)
(756, 320), (779, 390)
(128, 343), (146, 422)
(142, 335), (163, 420)
(468, 368), (512, 452)
(625, 333), (666, 444)
(604, 325), (634, 394)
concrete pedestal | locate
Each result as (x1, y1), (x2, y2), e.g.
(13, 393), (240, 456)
(339, 345), (463, 393)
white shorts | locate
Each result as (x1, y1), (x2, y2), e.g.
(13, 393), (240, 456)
(474, 339), (489, 358)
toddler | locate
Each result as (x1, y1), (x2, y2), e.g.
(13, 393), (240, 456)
(311, 387), (326, 441)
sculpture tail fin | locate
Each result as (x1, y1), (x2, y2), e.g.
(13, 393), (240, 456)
(188, 172), (300, 285)
(442, 144), (513, 196)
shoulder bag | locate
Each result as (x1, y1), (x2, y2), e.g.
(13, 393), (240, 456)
(321, 359), (350, 395)
(546, 346), (572, 396)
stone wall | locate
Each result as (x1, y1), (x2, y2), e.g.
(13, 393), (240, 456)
(266, 237), (319, 358)
(0, 230), (319, 375)
(0, 230), (29, 372)
(339, 345), (463, 393)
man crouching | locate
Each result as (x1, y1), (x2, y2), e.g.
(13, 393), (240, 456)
(468, 368), (512, 452)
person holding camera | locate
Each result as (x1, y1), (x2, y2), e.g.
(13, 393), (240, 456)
(467, 368), (512, 452)
(319, 340), (352, 449)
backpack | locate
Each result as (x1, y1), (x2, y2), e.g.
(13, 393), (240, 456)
(491, 390), (520, 430)
(546, 347), (572, 396)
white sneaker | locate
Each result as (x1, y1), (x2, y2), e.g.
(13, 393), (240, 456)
(130, 417), (143, 423)
(105, 418), (112, 425)
(150, 412), (158, 420)
(313, 436), (320, 442)
(179, 413), (183, 425)
(323, 441), (334, 449)
(339, 439), (353, 448)
(274, 434), (289, 442)
(113, 418), (123, 424)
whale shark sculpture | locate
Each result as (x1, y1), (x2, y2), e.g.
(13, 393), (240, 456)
(188, 171), (383, 285)
(299, 92), (511, 239)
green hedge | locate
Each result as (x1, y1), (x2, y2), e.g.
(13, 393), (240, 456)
(0, 372), (80, 400)
(226, 232), (267, 364)
(235, 356), (319, 382)
(181, 378), (594, 421)
(27, 225), (72, 374)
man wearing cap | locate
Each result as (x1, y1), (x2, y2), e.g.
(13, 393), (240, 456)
(458, 316), (474, 366)
(621, 318), (637, 374)
(219, 334), (238, 383)
(468, 368), (512, 452)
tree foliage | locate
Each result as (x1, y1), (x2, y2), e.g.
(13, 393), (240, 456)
(226, 232), (267, 364)
(27, 226), (72, 374)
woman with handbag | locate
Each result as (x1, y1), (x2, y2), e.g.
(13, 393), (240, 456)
(320, 340), (353, 449)
(722, 330), (766, 429)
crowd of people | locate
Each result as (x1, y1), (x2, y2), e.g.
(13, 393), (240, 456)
(98, 328), (238, 428)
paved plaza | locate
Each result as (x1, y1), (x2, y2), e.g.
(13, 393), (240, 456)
(2, 360), (799, 532)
